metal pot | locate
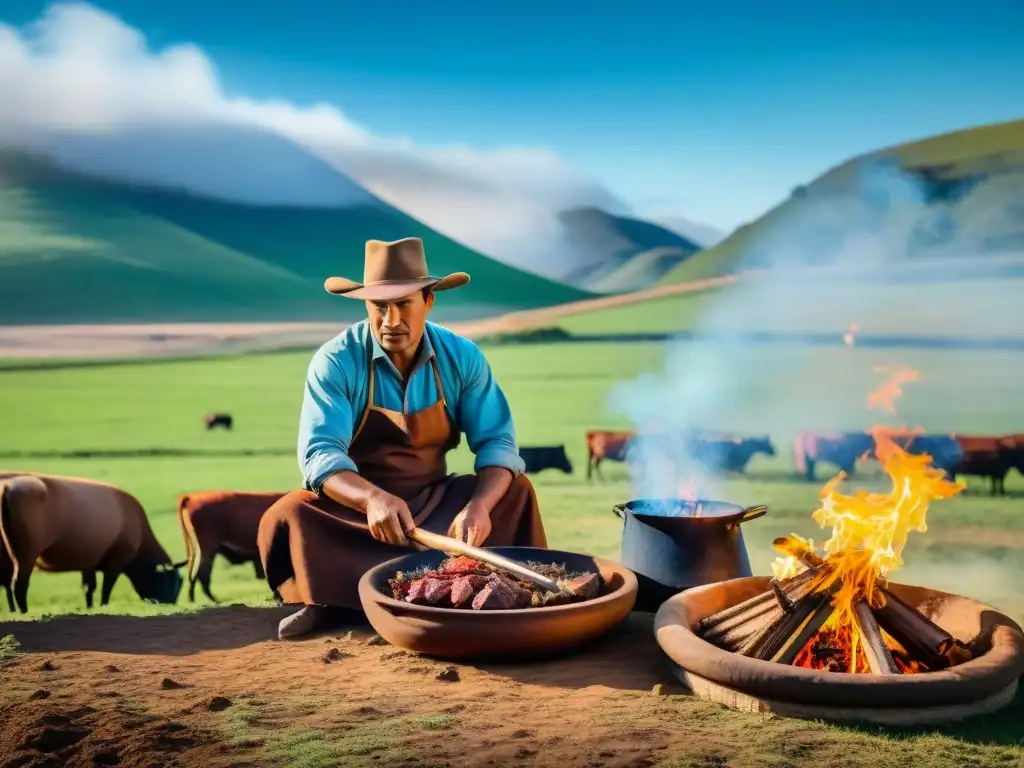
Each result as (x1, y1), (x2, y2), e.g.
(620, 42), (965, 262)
(613, 499), (768, 613)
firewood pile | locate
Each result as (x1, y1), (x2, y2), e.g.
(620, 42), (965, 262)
(696, 536), (973, 674)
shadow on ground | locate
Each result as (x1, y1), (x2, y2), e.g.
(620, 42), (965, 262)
(0, 605), (292, 655)
(465, 613), (685, 694)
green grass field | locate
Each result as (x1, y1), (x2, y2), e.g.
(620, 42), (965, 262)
(2, 338), (1022, 622)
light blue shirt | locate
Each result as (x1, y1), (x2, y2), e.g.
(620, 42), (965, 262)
(298, 320), (525, 492)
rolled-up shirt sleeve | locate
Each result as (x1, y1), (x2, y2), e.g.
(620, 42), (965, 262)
(298, 348), (358, 492)
(457, 343), (526, 476)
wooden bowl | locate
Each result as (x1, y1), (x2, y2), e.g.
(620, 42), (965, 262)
(358, 546), (638, 661)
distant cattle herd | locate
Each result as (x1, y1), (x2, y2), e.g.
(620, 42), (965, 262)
(1, 424), (1021, 613)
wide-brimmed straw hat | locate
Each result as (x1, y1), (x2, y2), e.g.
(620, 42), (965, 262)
(324, 238), (470, 301)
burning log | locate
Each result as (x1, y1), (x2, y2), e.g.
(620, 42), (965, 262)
(872, 589), (954, 670)
(854, 600), (899, 675)
(703, 381), (974, 680)
(746, 593), (830, 661)
(707, 610), (782, 651)
(699, 569), (824, 650)
(696, 567), (818, 635)
(772, 597), (834, 665)
(753, 536), (970, 675)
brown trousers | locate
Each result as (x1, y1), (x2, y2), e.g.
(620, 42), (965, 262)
(258, 474), (547, 610)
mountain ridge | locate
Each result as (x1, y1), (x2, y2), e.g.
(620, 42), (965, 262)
(0, 149), (595, 324)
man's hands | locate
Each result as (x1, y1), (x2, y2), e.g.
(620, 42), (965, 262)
(448, 501), (493, 547)
(366, 489), (415, 546)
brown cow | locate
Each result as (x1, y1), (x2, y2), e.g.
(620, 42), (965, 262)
(178, 491), (284, 602)
(948, 435), (1018, 496)
(585, 430), (634, 480)
(0, 541), (12, 611)
(0, 472), (184, 613)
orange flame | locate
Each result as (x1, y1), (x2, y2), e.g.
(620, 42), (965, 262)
(773, 363), (965, 673)
(867, 365), (919, 413)
(810, 426), (964, 631)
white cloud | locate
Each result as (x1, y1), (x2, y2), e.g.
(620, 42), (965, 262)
(0, 2), (629, 281)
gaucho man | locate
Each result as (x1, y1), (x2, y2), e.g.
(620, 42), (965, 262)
(258, 237), (548, 639)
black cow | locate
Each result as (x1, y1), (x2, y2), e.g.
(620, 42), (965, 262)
(793, 432), (876, 481)
(204, 413), (233, 431)
(904, 434), (964, 475)
(520, 445), (573, 475)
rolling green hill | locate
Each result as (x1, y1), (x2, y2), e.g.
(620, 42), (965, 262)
(660, 119), (1024, 284)
(556, 207), (702, 291)
(0, 152), (594, 324)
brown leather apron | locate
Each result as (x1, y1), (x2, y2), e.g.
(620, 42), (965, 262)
(258, 352), (547, 609)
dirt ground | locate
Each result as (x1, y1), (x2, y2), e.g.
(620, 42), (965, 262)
(2, 606), (1023, 768)
(0, 608), (706, 768)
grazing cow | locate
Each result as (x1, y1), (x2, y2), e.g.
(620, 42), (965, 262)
(0, 472), (184, 613)
(946, 435), (1017, 496)
(585, 430), (634, 480)
(689, 435), (777, 474)
(793, 432), (876, 481)
(204, 413), (233, 430)
(519, 446), (573, 475)
(177, 491), (284, 602)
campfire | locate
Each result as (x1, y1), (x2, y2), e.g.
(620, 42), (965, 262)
(697, 366), (970, 676)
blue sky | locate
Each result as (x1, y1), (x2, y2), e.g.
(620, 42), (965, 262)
(5, 0), (1023, 230)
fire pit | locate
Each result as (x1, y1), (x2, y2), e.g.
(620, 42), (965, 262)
(655, 576), (1024, 725)
(358, 546), (637, 661)
(653, 369), (1024, 724)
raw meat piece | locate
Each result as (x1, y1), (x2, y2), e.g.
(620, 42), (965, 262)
(393, 556), (601, 609)
(439, 556), (489, 575)
(424, 577), (455, 605)
(405, 578), (430, 603)
(494, 575), (533, 607)
(450, 574), (489, 607)
(559, 572), (600, 600)
(472, 575), (520, 610)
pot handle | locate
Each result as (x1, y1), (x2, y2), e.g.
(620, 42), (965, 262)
(737, 504), (769, 523)
(612, 503), (627, 519)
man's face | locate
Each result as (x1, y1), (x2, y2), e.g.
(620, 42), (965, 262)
(367, 290), (435, 354)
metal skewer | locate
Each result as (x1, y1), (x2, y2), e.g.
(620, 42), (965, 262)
(407, 528), (562, 594)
